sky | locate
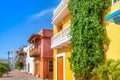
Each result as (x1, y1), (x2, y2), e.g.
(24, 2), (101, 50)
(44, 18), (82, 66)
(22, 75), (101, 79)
(0, 0), (60, 59)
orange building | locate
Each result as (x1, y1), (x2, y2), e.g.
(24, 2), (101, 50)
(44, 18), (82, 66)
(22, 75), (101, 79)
(28, 29), (53, 79)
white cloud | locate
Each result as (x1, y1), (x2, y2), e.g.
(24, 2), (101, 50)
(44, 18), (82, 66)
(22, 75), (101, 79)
(32, 8), (55, 18)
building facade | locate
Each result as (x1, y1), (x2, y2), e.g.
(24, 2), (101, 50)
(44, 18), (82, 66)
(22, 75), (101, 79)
(51, 0), (73, 80)
(23, 45), (34, 75)
(28, 29), (53, 79)
(52, 0), (120, 80)
(11, 49), (17, 70)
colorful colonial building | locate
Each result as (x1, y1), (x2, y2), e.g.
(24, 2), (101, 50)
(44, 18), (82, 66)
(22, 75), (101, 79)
(28, 29), (53, 79)
(51, 0), (120, 80)
(51, 0), (73, 80)
(23, 45), (34, 75)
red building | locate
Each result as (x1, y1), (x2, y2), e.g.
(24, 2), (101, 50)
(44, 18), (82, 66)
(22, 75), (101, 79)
(28, 29), (53, 79)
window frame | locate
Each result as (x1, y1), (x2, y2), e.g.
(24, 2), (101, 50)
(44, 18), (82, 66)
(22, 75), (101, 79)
(48, 60), (53, 72)
(35, 63), (39, 74)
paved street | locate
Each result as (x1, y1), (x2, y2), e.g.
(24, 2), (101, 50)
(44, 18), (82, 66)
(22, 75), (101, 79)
(0, 70), (40, 80)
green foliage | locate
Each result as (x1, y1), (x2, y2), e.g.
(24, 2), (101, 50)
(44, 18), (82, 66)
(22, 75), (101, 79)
(0, 63), (8, 77)
(16, 61), (23, 70)
(68, 0), (111, 79)
(92, 60), (120, 80)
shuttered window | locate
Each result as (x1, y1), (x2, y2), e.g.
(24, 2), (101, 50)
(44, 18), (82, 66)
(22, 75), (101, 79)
(48, 60), (53, 72)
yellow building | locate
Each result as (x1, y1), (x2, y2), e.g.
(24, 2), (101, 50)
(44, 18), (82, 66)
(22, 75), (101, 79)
(106, 0), (120, 60)
(51, 0), (73, 80)
(51, 0), (120, 80)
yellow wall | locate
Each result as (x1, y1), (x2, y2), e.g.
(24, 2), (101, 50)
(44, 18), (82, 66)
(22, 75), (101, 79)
(63, 14), (71, 28)
(106, 2), (120, 60)
(53, 45), (73, 80)
(53, 13), (71, 35)
(53, 50), (57, 80)
(53, 13), (72, 80)
(58, 45), (72, 80)
(53, 24), (57, 35)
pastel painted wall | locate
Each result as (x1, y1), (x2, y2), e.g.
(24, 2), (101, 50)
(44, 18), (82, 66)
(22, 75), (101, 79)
(24, 45), (34, 75)
(57, 45), (72, 80)
(33, 29), (53, 79)
(42, 57), (53, 79)
(53, 45), (73, 80)
(63, 14), (71, 28)
(40, 29), (53, 57)
(53, 12), (72, 80)
(53, 13), (71, 35)
(106, 2), (120, 60)
(53, 50), (57, 80)
(34, 57), (40, 77)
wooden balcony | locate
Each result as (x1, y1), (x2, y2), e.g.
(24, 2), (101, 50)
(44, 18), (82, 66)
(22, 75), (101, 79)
(51, 25), (70, 49)
(30, 48), (40, 57)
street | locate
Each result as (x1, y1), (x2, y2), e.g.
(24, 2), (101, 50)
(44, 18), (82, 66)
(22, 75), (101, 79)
(0, 70), (40, 80)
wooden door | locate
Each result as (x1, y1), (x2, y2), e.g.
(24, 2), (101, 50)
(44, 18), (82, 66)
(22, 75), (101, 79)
(57, 56), (63, 80)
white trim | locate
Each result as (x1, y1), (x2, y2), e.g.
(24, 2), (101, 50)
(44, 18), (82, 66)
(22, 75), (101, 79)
(112, 0), (120, 5)
(52, 4), (69, 24)
(72, 72), (76, 80)
(51, 25), (70, 49)
(51, 24), (70, 40)
(54, 1), (63, 15)
(112, 0), (114, 5)
(56, 53), (66, 80)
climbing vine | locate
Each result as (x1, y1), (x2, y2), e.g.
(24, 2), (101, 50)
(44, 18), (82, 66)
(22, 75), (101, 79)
(68, 0), (111, 79)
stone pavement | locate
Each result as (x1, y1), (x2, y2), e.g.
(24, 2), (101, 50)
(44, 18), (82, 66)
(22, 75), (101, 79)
(0, 70), (40, 80)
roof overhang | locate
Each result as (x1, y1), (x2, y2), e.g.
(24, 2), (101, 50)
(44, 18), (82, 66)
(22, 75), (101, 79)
(105, 10), (120, 24)
(28, 34), (41, 42)
(52, 4), (69, 25)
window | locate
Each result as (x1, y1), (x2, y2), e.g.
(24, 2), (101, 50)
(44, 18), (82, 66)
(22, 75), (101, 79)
(57, 25), (63, 32)
(57, 22), (63, 32)
(113, 0), (120, 4)
(35, 64), (39, 74)
(48, 60), (53, 72)
(59, 26), (63, 31)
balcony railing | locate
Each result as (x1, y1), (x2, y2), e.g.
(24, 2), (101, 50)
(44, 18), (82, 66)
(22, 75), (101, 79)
(51, 25), (70, 49)
(53, 0), (69, 18)
(30, 48), (40, 57)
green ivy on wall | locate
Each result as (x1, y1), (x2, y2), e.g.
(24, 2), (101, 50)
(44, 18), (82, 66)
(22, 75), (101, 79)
(68, 0), (111, 79)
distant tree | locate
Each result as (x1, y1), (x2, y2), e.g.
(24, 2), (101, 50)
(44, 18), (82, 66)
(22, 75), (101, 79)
(16, 61), (23, 70)
(0, 63), (8, 77)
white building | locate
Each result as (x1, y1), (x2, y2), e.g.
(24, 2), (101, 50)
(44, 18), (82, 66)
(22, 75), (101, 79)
(23, 45), (34, 75)
(11, 49), (17, 70)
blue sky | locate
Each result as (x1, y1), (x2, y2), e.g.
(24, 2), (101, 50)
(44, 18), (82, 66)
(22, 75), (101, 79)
(0, 0), (60, 59)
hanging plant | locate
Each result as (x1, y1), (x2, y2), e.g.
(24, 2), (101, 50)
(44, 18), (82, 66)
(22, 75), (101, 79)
(68, 0), (111, 79)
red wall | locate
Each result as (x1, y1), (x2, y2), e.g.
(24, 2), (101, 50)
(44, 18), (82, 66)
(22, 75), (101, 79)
(34, 29), (53, 79)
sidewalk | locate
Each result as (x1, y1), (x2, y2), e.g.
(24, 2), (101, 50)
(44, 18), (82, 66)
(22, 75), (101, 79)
(0, 70), (40, 80)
